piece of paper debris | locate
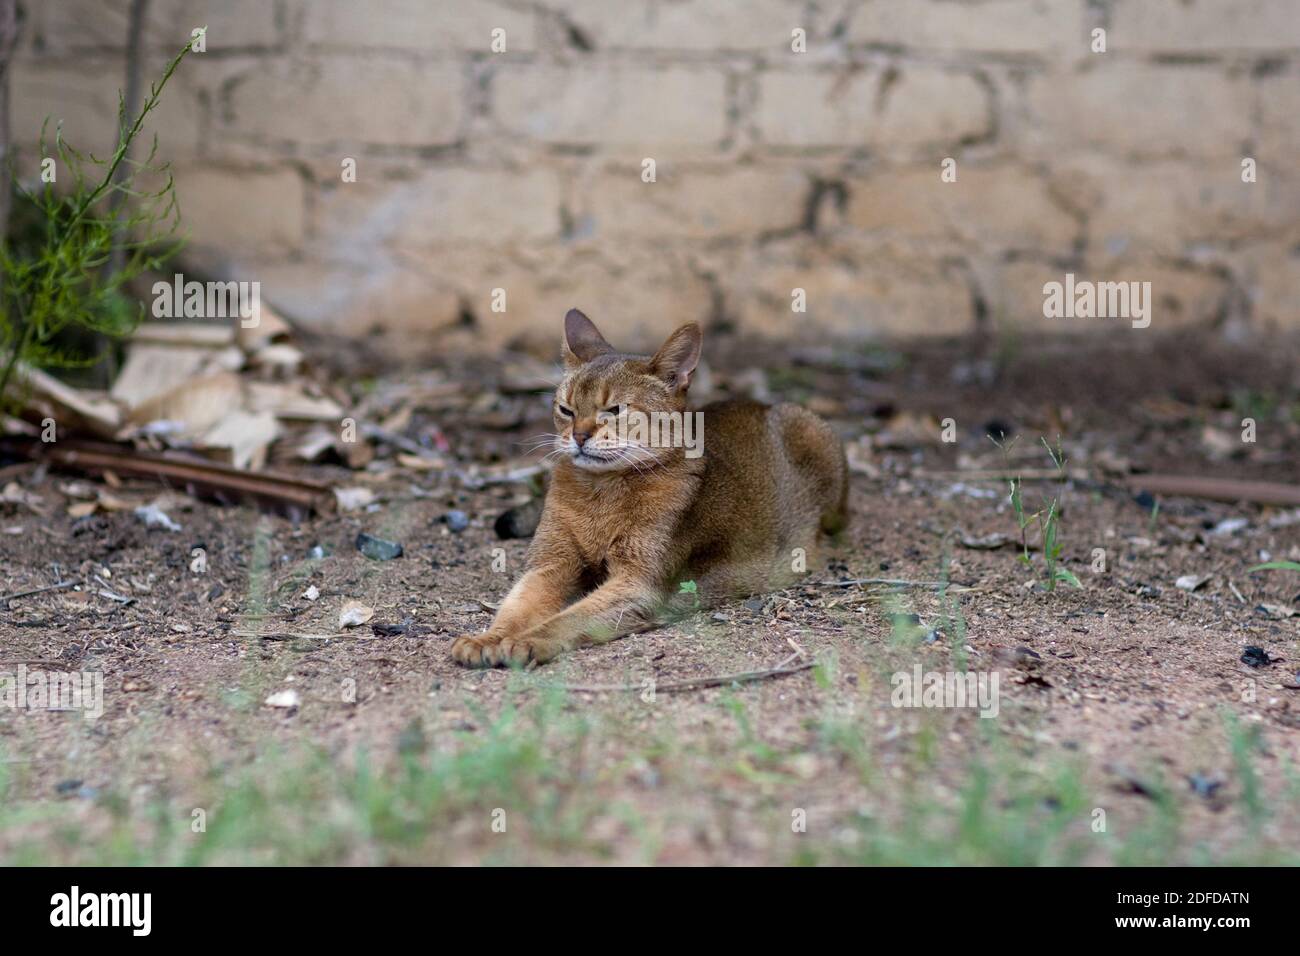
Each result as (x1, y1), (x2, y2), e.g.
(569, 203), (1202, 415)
(339, 600), (374, 628)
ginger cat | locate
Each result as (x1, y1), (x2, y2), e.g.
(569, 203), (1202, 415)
(451, 309), (848, 667)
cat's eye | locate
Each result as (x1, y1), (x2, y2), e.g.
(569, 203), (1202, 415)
(556, 404), (574, 417)
(604, 404), (624, 415)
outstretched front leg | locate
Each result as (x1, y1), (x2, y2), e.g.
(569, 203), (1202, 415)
(495, 571), (662, 666)
(450, 564), (580, 667)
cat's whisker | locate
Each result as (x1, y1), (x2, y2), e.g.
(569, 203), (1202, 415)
(606, 446), (650, 476)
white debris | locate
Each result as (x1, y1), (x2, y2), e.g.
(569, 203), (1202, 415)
(339, 600), (374, 628)
(333, 487), (376, 512)
(1208, 517), (1249, 536)
(264, 689), (301, 709)
(303, 585), (320, 602)
(134, 504), (181, 532)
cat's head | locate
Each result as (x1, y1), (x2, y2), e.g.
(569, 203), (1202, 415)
(552, 308), (702, 473)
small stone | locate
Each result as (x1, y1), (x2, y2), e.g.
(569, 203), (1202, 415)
(397, 718), (427, 756)
(52, 779), (97, 800)
(356, 532), (403, 560)
(444, 509), (470, 533)
(1240, 645), (1272, 668)
(308, 545), (328, 560)
(1187, 773), (1222, 799)
(983, 419), (1013, 441)
(494, 500), (542, 540)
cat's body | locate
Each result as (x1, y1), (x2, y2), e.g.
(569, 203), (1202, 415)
(451, 310), (847, 667)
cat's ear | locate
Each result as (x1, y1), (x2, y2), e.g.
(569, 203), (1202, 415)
(649, 322), (702, 393)
(563, 308), (613, 368)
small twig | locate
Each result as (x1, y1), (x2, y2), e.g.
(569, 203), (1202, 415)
(454, 464), (549, 489)
(917, 468), (1088, 482)
(809, 577), (976, 591)
(233, 629), (362, 642)
(93, 574), (135, 605)
(0, 580), (77, 604)
(1228, 580), (1247, 605)
(0, 659), (72, 670)
(553, 652), (814, 695)
(361, 422), (443, 462)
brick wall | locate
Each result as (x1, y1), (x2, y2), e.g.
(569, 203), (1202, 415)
(12, 0), (1300, 355)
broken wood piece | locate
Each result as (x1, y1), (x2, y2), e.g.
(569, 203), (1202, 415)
(2, 436), (335, 517)
(111, 342), (231, 410)
(124, 370), (242, 434)
(199, 408), (281, 471)
(1124, 474), (1300, 507)
(235, 300), (292, 353)
(128, 322), (236, 348)
(15, 363), (121, 438)
(246, 381), (343, 422)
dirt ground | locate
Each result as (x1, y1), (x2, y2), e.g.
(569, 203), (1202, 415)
(2, 329), (1299, 865)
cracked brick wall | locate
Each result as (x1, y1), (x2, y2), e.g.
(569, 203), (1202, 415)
(12, 0), (1300, 356)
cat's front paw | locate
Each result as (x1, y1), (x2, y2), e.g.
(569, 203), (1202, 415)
(496, 633), (562, 667)
(450, 634), (502, 668)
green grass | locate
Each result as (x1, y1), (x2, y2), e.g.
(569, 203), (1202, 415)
(2, 691), (1294, 866)
(0, 689), (613, 865)
(798, 706), (1299, 866)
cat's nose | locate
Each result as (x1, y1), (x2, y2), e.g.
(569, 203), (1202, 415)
(573, 429), (593, 446)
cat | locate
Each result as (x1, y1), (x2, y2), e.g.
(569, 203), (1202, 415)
(451, 308), (848, 667)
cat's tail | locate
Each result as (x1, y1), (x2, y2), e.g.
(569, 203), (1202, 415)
(774, 402), (849, 537)
(820, 442), (850, 536)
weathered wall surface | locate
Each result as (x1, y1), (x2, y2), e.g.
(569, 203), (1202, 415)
(12, 0), (1300, 355)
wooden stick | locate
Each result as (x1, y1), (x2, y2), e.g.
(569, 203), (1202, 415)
(809, 577), (976, 591)
(233, 629), (361, 642)
(1, 436), (335, 515)
(553, 652), (814, 695)
(916, 469), (1076, 482)
(0, 580), (77, 603)
(1123, 474), (1300, 507)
